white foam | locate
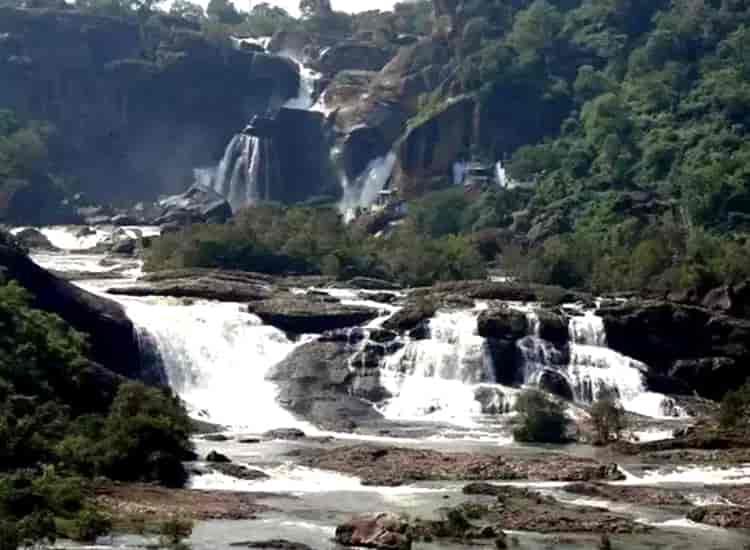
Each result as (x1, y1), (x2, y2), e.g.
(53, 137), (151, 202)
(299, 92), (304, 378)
(615, 464), (750, 486)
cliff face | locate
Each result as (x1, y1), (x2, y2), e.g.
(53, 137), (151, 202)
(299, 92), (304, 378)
(0, 8), (299, 204)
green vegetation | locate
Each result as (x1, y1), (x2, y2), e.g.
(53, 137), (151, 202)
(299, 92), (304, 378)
(0, 278), (193, 545)
(145, 203), (485, 286)
(512, 389), (570, 444)
(441, 0), (750, 293)
(719, 380), (750, 429)
(589, 397), (627, 445)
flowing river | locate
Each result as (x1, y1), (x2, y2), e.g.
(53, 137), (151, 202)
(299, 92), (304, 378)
(15, 225), (750, 550)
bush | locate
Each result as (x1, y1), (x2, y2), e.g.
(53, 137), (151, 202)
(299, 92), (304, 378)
(589, 397), (627, 445)
(513, 389), (570, 443)
(159, 518), (194, 549)
(719, 381), (750, 429)
(70, 509), (111, 542)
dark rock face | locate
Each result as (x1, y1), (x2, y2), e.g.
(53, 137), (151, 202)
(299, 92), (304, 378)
(108, 269), (273, 302)
(393, 95), (475, 198)
(538, 370), (574, 401)
(0, 234), (153, 382)
(11, 228), (58, 251)
(205, 451), (231, 463)
(477, 307), (529, 340)
(0, 8), (298, 205)
(599, 300), (750, 400)
(266, 341), (384, 431)
(155, 184), (232, 227)
(536, 310), (569, 345)
(382, 300), (436, 333)
(247, 296), (379, 334)
(0, 178), (81, 226)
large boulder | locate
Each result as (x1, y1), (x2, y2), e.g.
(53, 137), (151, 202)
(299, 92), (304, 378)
(335, 513), (412, 550)
(477, 307), (529, 340)
(155, 184), (232, 227)
(247, 295), (380, 334)
(0, 232), (154, 382)
(266, 340), (385, 430)
(11, 228), (58, 252)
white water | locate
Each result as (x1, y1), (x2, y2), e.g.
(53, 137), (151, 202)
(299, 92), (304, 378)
(378, 306), (517, 426)
(517, 306), (685, 419)
(339, 152), (397, 219)
(11, 225), (159, 251)
(208, 133), (265, 212)
(282, 55), (322, 111)
(121, 296), (312, 432)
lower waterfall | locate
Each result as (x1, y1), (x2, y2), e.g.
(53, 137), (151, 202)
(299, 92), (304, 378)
(121, 296), (312, 432)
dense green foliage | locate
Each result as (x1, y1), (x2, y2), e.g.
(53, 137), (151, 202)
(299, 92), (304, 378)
(719, 379), (750, 429)
(443, 0), (750, 292)
(146, 203), (485, 286)
(513, 389), (570, 443)
(0, 279), (192, 545)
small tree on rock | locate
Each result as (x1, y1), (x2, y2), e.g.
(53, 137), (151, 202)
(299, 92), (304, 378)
(590, 396), (627, 445)
(513, 389), (570, 443)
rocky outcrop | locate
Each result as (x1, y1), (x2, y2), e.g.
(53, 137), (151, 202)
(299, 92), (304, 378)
(0, 8), (299, 206)
(293, 445), (624, 486)
(599, 300), (750, 400)
(0, 232), (153, 382)
(318, 42), (393, 77)
(11, 228), (58, 251)
(108, 269), (273, 302)
(393, 95), (475, 198)
(266, 341), (385, 431)
(155, 184), (232, 227)
(247, 296), (380, 334)
(688, 506), (750, 529)
(477, 306), (529, 340)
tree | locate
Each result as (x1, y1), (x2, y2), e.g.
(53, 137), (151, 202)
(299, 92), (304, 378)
(513, 389), (570, 443)
(507, 0), (563, 64)
(299, 0), (331, 18)
(589, 397), (627, 445)
(207, 0), (243, 25)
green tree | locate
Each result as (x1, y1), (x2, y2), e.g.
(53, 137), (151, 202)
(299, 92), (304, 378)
(513, 389), (570, 443)
(207, 0), (243, 24)
(170, 0), (205, 21)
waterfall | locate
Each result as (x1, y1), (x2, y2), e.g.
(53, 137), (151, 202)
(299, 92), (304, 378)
(495, 161), (508, 188)
(206, 133), (268, 213)
(339, 152), (397, 219)
(282, 57), (321, 111)
(121, 297), (311, 432)
(377, 307), (511, 425)
(517, 307), (684, 418)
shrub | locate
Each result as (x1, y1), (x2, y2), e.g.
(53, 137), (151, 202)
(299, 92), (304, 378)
(513, 389), (570, 443)
(719, 381), (750, 429)
(159, 518), (194, 549)
(589, 397), (627, 445)
(70, 509), (111, 542)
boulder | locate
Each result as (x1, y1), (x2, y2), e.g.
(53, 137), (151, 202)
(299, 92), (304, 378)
(473, 386), (510, 414)
(247, 296), (379, 334)
(538, 370), (574, 401)
(335, 513), (412, 550)
(155, 184), (232, 227)
(0, 231), (154, 383)
(206, 451), (231, 463)
(108, 269), (273, 302)
(211, 463), (269, 481)
(702, 281), (750, 319)
(12, 228), (58, 251)
(536, 309), (569, 345)
(477, 307), (529, 340)
(263, 428), (307, 441)
(266, 341), (385, 430)
(382, 300), (436, 333)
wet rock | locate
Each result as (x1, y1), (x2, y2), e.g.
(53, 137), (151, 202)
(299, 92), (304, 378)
(155, 184), (232, 227)
(318, 41), (392, 76)
(536, 309), (569, 346)
(382, 300), (436, 333)
(266, 342), (385, 430)
(263, 428), (307, 441)
(363, 292), (398, 304)
(473, 386), (511, 414)
(247, 296), (379, 334)
(562, 482), (690, 506)
(477, 307), (528, 340)
(368, 328), (399, 343)
(538, 369), (574, 401)
(111, 213), (137, 226)
(293, 445), (625, 486)
(108, 269), (273, 302)
(201, 434), (231, 442)
(342, 277), (401, 291)
(335, 512), (412, 550)
(212, 463), (269, 481)
(238, 438), (261, 444)
(206, 451), (231, 463)
(109, 237), (136, 256)
(688, 505), (750, 528)
(229, 541), (315, 550)
(12, 228), (58, 251)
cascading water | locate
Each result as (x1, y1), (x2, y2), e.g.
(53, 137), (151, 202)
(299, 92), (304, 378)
(339, 152), (397, 220)
(121, 296), (312, 432)
(517, 306), (684, 418)
(377, 306), (514, 425)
